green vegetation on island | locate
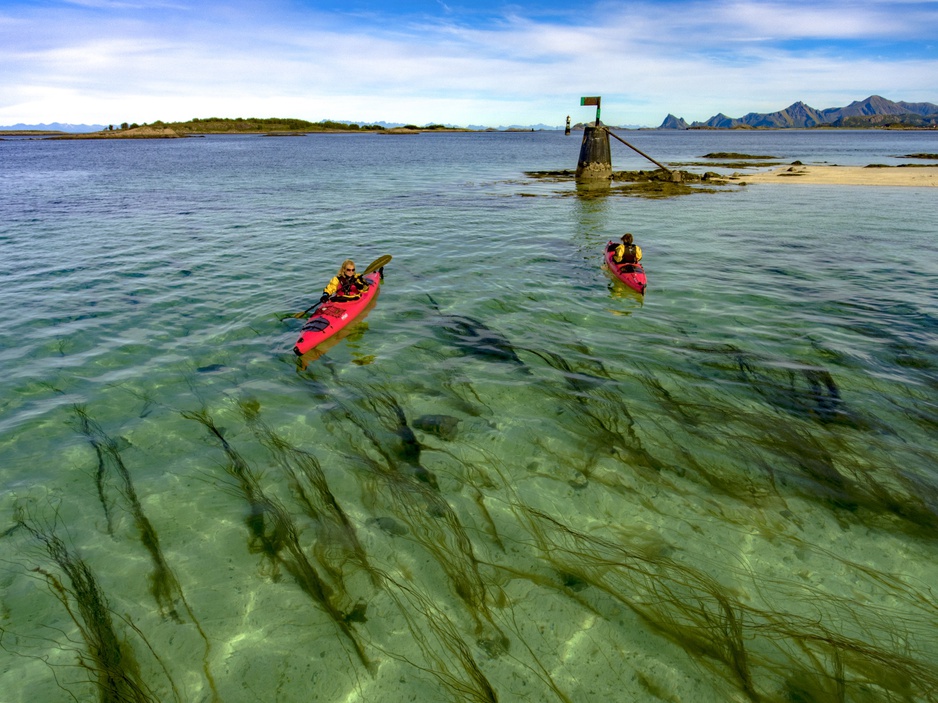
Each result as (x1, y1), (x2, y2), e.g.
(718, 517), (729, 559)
(94, 117), (385, 134)
(163, 117), (387, 133)
(170, 118), (472, 133)
(29, 118), (479, 139)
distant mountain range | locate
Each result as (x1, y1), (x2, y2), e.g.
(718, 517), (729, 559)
(0, 122), (108, 132)
(7, 97), (935, 134)
(659, 95), (938, 129)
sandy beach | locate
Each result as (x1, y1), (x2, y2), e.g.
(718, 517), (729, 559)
(734, 163), (938, 186)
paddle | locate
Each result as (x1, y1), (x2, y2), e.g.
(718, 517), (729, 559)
(362, 253), (392, 276)
(291, 254), (392, 319)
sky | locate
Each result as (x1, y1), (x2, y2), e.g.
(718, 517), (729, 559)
(1, 0), (936, 128)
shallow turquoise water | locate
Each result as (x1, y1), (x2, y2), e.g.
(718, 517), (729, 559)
(1, 130), (937, 702)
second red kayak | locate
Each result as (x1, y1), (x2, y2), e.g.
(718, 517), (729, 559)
(604, 241), (647, 295)
(293, 271), (381, 356)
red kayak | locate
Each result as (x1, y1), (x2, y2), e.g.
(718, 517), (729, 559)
(604, 241), (647, 295)
(293, 271), (381, 356)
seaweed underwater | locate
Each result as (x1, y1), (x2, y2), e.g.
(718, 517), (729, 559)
(522, 343), (665, 488)
(512, 506), (938, 703)
(238, 397), (381, 589)
(415, 332), (938, 701)
(322, 384), (514, 648)
(464, 411), (938, 700)
(236, 388), (566, 701)
(73, 406), (188, 620)
(5, 301), (936, 703)
(353, 560), (506, 703)
(0, 403), (221, 703)
(3, 506), (174, 703)
(4, 358), (936, 702)
(318, 383), (599, 701)
(70, 405), (220, 700)
(182, 406), (374, 673)
(616, 338), (938, 540)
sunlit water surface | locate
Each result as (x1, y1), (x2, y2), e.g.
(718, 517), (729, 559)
(1, 130), (937, 702)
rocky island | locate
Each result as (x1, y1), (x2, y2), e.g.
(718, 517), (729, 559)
(8, 117), (481, 140)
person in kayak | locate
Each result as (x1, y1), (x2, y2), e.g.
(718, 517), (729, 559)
(318, 259), (369, 304)
(611, 232), (643, 264)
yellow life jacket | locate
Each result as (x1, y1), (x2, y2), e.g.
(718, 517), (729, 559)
(614, 243), (642, 264)
(324, 273), (367, 300)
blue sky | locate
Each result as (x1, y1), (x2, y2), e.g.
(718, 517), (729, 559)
(1, 0), (936, 127)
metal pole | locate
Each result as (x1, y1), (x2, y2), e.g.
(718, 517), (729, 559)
(604, 128), (672, 174)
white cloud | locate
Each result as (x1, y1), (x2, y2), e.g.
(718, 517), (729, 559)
(1, 0), (936, 126)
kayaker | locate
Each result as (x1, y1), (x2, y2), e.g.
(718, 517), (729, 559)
(318, 259), (369, 304)
(612, 233), (643, 264)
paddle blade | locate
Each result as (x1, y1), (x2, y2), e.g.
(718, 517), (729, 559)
(363, 254), (392, 275)
(292, 302), (320, 319)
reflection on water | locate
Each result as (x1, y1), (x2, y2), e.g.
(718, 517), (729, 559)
(2, 132), (937, 702)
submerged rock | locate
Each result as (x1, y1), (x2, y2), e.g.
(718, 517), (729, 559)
(366, 516), (408, 536)
(412, 414), (460, 441)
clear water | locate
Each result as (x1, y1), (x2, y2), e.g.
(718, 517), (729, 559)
(1, 130), (937, 702)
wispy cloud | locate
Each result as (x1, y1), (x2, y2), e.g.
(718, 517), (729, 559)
(1, 0), (935, 126)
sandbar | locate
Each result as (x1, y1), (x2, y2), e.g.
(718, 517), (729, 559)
(733, 164), (938, 187)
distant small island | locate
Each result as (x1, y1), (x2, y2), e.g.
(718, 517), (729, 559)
(2, 117), (535, 140)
